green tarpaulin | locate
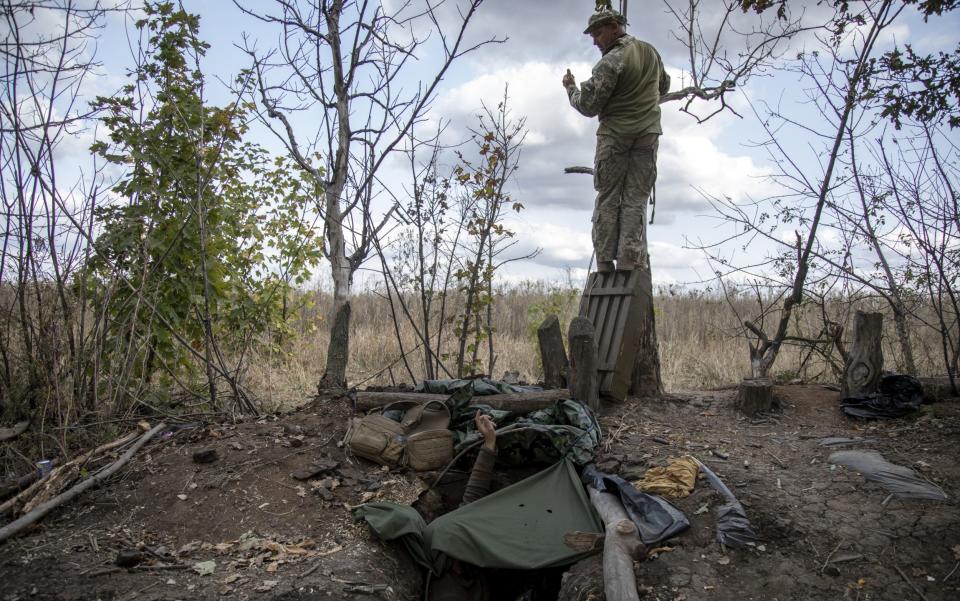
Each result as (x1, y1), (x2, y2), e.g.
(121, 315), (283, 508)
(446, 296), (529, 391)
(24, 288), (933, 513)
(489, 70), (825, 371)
(415, 378), (540, 396)
(353, 458), (603, 574)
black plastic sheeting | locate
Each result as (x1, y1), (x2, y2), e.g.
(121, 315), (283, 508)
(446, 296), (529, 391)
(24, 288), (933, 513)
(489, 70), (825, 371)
(694, 460), (763, 549)
(828, 450), (948, 501)
(841, 374), (930, 419)
(581, 464), (689, 545)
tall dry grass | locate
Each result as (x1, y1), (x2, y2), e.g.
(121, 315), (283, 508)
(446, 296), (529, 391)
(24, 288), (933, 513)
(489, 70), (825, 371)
(241, 282), (951, 408)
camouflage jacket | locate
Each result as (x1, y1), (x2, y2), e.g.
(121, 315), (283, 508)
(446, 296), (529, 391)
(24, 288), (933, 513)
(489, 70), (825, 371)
(566, 34), (670, 136)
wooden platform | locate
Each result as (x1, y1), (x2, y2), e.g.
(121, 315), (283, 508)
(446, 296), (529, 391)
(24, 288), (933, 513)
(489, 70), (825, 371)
(578, 270), (644, 401)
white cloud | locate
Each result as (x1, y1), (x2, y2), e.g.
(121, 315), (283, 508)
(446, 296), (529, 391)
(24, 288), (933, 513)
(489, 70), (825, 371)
(509, 219), (593, 268)
(435, 59), (772, 219)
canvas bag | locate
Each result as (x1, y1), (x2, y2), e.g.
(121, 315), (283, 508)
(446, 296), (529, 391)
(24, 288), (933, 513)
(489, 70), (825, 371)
(344, 413), (407, 465)
(345, 399), (452, 469)
(401, 400), (453, 471)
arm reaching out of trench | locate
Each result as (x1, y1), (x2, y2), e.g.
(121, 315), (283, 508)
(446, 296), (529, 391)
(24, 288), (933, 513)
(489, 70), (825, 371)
(461, 413), (498, 506)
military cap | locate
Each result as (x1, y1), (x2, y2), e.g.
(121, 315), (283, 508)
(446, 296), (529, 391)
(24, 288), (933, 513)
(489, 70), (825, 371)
(583, 9), (626, 34)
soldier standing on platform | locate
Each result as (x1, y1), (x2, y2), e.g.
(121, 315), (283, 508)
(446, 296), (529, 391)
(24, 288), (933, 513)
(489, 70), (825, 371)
(562, 9), (669, 273)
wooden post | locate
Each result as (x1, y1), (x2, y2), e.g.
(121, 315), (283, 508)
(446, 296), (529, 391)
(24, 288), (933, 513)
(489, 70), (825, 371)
(735, 377), (775, 416)
(842, 310), (884, 397)
(587, 487), (645, 601)
(538, 314), (569, 389)
(568, 317), (599, 412)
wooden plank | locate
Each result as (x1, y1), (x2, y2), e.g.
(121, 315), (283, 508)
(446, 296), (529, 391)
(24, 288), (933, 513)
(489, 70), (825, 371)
(578, 269), (651, 401)
(593, 271), (617, 339)
(610, 271), (644, 400)
(580, 272), (602, 319)
(598, 271), (628, 393)
(591, 272), (614, 370)
(581, 287), (634, 296)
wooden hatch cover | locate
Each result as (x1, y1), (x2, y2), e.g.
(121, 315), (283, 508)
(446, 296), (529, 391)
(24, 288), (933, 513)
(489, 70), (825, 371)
(578, 269), (643, 401)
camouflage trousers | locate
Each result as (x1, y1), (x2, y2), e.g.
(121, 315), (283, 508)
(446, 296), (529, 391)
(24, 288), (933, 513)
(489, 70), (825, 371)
(592, 132), (659, 268)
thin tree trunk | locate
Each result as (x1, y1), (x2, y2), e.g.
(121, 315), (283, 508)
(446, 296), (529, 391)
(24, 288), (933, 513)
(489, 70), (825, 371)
(751, 0), (896, 378)
(319, 299), (351, 391)
(848, 127), (915, 374)
(317, 1), (354, 392)
(630, 263), (663, 396)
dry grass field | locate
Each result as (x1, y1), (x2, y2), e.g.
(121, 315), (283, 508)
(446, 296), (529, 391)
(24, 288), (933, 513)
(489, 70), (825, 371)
(242, 282), (949, 409)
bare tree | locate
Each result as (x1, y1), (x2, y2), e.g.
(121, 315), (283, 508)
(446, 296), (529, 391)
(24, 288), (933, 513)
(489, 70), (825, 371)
(660, 0), (810, 122)
(696, 0), (918, 379)
(373, 123), (461, 383)
(236, 0), (499, 390)
(876, 125), (959, 391)
(0, 1), (110, 426)
(449, 89), (536, 377)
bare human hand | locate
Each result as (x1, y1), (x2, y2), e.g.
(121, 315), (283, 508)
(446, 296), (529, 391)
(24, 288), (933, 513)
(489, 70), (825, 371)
(474, 413), (497, 452)
(562, 68), (575, 88)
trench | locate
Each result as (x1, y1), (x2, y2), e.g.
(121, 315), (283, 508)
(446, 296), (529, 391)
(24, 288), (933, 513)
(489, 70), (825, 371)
(409, 466), (585, 601)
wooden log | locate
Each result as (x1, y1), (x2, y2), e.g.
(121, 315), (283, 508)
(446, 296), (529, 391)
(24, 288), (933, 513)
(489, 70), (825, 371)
(0, 460), (58, 503)
(587, 486), (645, 601)
(1, 427), (144, 517)
(0, 423), (166, 544)
(537, 314), (569, 389)
(568, 317), (599, 412)
(735, 378), (775, 416)
(557, 554), (604, 601)
(842, 311), (884, 397)
(352, 389), (569, 412)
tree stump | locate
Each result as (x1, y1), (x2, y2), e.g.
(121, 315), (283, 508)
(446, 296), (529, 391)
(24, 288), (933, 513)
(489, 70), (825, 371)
(842, 311), (884, 397)
(568, 317), (599, 412)
(538, 314), (569, 389)
(736, 378), (775, 416)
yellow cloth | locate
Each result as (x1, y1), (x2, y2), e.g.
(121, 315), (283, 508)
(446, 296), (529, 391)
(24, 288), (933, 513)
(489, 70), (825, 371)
(634, 456), (699, 499)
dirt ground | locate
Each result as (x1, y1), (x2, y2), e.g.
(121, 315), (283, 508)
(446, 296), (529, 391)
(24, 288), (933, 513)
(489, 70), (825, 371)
(1, 385), (958, 601)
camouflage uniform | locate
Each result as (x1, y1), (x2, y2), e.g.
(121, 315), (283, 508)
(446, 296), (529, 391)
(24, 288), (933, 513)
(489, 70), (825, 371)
(566, 34), (669, 268)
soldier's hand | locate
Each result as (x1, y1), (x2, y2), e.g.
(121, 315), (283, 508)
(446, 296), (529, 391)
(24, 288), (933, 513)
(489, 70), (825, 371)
(562, 68), (575, 88)
(474, 413), (497, 452)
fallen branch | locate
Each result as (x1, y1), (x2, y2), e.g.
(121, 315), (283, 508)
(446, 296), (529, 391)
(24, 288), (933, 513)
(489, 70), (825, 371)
(84, 563), (189, 577)
(588, 486), (645, 601)
(0, 459), (60, 502)
(0, 423), (166, 544)
(1, 427), (144, 518)
(895, 565), (931, 601)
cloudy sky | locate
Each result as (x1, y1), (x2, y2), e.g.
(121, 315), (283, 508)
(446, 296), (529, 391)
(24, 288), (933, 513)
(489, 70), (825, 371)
(82, 0), (957, 288)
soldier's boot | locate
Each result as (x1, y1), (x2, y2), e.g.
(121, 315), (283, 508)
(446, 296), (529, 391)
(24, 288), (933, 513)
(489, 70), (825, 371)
(596, 260), (614, 273)
(616, 259), (636, 271)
